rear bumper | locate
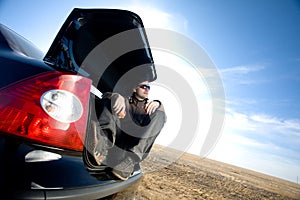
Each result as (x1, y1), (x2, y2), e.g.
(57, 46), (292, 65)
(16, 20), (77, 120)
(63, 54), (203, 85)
(7, 172), (142, 200)
(0, 137), (142, 199)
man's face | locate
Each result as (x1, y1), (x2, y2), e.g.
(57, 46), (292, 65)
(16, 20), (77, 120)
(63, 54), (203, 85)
(134, 81), (150, 100)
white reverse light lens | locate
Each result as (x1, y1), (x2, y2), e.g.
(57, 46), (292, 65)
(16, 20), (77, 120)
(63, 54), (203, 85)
(40, 89), (83, 123)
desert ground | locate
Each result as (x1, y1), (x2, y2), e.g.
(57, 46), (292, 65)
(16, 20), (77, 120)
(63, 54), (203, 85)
(114, 144), (300, 200)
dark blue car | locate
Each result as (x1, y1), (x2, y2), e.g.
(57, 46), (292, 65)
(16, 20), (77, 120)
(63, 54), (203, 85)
(0, 8), (156, 199)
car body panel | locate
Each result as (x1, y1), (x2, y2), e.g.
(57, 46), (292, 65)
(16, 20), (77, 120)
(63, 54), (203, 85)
(0, 24), (54, 89)
(0, 138), (142, 199)
(0, 8), (154, 199)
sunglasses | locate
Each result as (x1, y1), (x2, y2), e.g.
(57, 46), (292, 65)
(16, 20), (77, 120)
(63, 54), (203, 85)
(139, 84), (151, 90)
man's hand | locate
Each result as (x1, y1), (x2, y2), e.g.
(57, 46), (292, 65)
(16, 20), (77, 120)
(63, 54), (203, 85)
(145, 101), (160, 115)
(111, 93), (126, 118)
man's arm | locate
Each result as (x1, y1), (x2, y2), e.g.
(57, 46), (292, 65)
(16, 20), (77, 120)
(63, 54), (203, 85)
(102, 92), (126, 118)
(145, 100), (164, 115)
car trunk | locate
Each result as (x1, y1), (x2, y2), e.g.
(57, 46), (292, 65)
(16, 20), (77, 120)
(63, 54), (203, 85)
(43, 8), (156, 171)
(44, 8), (156, 95)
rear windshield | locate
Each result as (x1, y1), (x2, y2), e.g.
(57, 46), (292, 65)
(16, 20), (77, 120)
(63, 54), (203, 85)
(0, 24), (44, 59)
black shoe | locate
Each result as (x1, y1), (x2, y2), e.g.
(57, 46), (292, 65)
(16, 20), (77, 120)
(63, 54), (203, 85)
(94, 128), (111, 165)
(88, 121), (110, 165)
(111, 156), (135, 180)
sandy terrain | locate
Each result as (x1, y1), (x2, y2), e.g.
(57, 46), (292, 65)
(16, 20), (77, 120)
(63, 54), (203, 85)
(114, 144), (300, 200)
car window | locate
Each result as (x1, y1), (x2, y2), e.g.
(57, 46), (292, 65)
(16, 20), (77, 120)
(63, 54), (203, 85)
(0, 24), (44, 59)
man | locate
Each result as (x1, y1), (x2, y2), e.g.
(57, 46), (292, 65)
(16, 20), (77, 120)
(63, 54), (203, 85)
(92, 81), (166, 180)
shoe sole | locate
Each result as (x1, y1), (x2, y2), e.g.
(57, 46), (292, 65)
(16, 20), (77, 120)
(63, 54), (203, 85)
(111, 170), (130, 181)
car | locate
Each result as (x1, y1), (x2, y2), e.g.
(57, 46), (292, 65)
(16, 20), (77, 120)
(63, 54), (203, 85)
(0, 8), (157, 199)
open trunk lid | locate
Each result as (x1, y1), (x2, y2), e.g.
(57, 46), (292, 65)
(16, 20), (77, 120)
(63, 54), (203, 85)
(44, 8), (156, 96)
(43, 8), (151, 174)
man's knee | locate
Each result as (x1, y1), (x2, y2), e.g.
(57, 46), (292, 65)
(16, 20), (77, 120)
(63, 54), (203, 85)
(151, 110), (166, 123)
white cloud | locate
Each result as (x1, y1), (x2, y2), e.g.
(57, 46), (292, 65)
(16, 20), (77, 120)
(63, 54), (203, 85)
(208, 108), (300, 183)
(123, 4), (188, 33)
(220, 65), (266, 85)
(221, 65), (265, 74)
(250, 114), (282, 125)
(225, 108), (257, 131)
(227, 110), (300, 143)
(249, 114), (300, 138)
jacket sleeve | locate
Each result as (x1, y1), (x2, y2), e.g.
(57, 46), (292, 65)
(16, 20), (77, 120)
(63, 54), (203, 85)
(153, 100), (165, 112)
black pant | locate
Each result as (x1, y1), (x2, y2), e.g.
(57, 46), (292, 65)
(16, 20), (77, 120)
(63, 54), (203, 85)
(97, 98), (166, 165)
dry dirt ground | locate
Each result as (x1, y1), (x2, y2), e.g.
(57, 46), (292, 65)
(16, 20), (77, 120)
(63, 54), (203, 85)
(114, 144), (300, 200)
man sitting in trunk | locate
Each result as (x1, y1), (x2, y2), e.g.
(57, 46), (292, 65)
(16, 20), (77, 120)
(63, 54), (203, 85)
(91, 81), (166, 180)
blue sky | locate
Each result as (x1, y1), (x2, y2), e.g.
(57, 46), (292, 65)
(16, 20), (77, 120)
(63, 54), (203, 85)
(1, 0), (300, 183)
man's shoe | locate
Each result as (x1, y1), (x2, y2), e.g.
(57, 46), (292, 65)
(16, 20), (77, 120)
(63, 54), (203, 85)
(93, 128), (110, 165)
(111, 156), (135, 180)
(88, 121), (110, 165)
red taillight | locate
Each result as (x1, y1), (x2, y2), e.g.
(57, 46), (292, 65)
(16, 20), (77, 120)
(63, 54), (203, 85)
(0, 71), (92, 151)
